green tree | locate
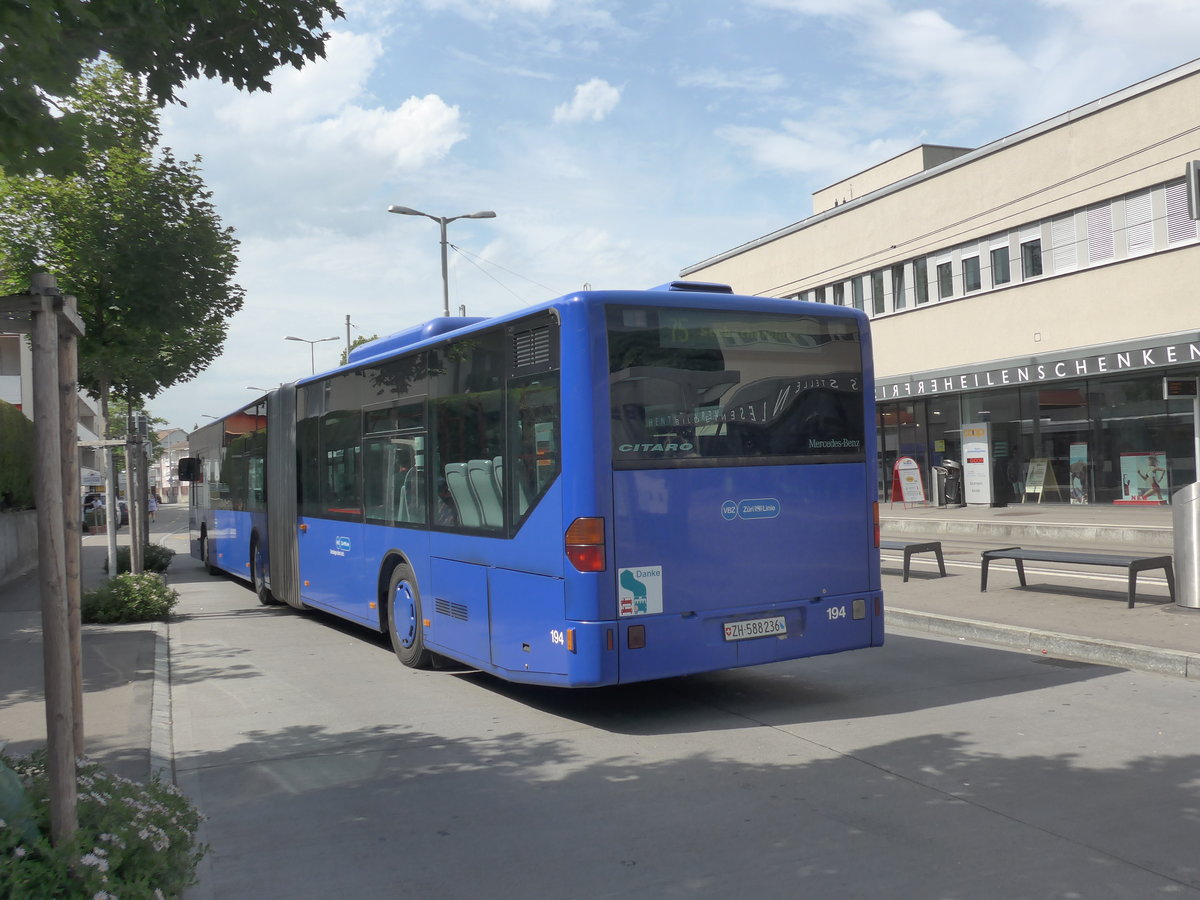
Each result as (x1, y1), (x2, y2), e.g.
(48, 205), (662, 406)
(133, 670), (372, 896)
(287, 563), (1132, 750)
(340, 333), (380, 366)
(0, 61), (245, 426)
(0, 0), (344, 175)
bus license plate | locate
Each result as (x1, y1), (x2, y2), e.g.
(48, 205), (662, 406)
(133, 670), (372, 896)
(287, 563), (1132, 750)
(723, 615), (787, 641)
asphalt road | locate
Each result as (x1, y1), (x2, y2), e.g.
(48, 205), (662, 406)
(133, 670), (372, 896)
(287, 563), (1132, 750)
(160, 528), (1200, 900)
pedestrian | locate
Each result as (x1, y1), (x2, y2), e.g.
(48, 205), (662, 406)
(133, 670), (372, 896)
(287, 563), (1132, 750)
(148, 491), (158, 522)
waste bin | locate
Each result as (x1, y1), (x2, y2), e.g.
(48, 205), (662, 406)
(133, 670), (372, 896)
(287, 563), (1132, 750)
(943, 459), (964, 507)
(932, 466), (948, 507)
(1172, 481), (1200, 609)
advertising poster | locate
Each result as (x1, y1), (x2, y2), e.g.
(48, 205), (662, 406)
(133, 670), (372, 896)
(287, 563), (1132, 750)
(892, 456), (926, 506)
(1069, 443), (1089, 504)
(1024, 458), (1049, 500)
(1118, 451), (1170, 505)
(961, 423), (992, 506)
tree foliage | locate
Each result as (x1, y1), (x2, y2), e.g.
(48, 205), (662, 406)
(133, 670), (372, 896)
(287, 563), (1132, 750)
(0, 61), (245, 415)
(0, 0), (343, 175)
(340, 333), (380, 366)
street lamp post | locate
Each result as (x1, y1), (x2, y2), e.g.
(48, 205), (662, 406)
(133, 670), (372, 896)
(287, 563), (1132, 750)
(285, 335), (339, 374)
(387, 205), (496, 317)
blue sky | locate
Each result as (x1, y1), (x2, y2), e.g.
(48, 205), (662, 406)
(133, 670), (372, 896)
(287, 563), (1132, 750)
(153, 0), (1200, 430)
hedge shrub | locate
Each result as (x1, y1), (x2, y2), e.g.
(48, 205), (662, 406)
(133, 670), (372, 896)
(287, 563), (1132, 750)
(0, 750), (206, 899)
(103, 543), (176, 574)
(0, 399), (35, 510)
(81, 572), (179, 624)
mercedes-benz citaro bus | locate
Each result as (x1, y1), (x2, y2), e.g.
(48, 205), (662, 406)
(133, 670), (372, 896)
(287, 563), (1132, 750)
(179, 281), (883, 686)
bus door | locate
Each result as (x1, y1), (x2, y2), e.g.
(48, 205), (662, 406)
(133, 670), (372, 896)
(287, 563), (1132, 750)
(297, 406), (371, 624)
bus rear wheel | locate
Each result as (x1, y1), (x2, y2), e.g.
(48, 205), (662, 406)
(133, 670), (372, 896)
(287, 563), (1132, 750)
(387, 564), (432, 669)
(252, 541), (277, 606)
(200, 532), (218, 576)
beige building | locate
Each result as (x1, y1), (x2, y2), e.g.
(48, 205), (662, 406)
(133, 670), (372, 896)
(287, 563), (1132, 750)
(683, 58), (1200, 508)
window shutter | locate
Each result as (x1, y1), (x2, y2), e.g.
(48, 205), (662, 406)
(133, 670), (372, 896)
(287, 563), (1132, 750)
(1125, 189), (1153, 256)
(1051, 214), (1076, 273)
(1087, 202), (1114, 262)
(1165, 180), (1196, 244)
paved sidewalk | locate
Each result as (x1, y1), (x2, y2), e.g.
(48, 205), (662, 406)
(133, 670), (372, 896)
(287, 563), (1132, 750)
(0, 506), (180, 781)
(881, 501), (1200, 678)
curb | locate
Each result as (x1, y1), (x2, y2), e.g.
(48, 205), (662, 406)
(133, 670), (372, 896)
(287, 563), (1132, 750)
(149, 621), (174, 781)
(888, 607), (1200, 680)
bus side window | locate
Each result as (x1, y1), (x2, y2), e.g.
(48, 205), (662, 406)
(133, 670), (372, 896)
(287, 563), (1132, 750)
(509, 374), (560, 522)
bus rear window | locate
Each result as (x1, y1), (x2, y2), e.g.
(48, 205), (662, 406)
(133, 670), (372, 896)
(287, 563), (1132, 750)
(607, 306), (865, 466)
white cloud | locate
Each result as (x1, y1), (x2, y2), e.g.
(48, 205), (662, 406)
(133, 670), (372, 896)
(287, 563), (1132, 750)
(751, 0), (887, 17)
(553, 78), (621, 123)
(215, 31), (383, 131)
(201, 31), (467, 177)
(718, 119), (909, 184)
(306, 95), (467, 172)
(862, 9), (1030, 116)
(677, 68), (785, 93)
(421, 0), (556, 18)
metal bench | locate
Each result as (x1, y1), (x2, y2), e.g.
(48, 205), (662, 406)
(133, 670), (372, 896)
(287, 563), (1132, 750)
(880, 539), (946, 583)
(980, 546), (1176, 608)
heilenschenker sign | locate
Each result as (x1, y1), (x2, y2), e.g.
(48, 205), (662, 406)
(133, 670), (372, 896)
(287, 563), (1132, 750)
(875, 331), (1200, 402)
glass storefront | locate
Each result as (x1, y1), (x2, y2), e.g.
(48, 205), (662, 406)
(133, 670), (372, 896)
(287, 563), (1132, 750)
(877, 371), (1199, 506)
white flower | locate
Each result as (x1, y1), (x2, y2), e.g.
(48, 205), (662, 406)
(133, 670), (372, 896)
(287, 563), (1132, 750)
(80, 851), (110, 872)
(13, 846), (26, 858)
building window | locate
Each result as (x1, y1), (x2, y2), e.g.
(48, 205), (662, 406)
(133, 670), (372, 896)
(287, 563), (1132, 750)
(913, 257), (928, 304)
(871, 269), (885, 315)
(832, 282), (845, 306)
(936, 261), (953, 299)
(891, 265), (906, 310)
(1021, 239), (1043, 278)
(813, 286), (826, 303)
(990, 246), (1010, 285)
(851, 276), (865, 311)
(962, 256), (981, 293)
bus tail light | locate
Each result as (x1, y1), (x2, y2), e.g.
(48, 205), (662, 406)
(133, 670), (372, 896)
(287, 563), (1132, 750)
(873, 502), (880, 548)
(565, 517), (605, 572)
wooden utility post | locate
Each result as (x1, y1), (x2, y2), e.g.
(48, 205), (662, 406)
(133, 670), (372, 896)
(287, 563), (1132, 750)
(127, 410), (145, 574)
(0, 273), (86, 845)
(58, 292), (84, 759)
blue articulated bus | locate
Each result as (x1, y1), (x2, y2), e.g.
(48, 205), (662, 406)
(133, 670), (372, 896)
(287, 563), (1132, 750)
(179, 282), (883, 686)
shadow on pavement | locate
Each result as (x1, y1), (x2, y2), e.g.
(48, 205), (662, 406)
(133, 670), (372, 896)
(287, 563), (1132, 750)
(178, 725), (1200, 898)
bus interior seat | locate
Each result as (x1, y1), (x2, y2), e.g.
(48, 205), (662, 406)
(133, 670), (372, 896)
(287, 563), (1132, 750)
(467, 459), (503, 528)
(444, 463), (482, 527)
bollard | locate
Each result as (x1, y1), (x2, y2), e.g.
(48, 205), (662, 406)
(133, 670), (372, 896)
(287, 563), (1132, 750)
(1172, 481), (1200, 609)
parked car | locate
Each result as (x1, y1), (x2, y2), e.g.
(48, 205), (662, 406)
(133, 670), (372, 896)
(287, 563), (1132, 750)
(82, 494), (127, 528)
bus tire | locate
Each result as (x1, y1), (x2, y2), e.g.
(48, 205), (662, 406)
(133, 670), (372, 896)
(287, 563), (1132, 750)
(200, 532), (219, 576)
(387, 564), (433, 669)
(252, 540), (277, 606)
